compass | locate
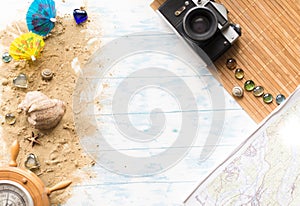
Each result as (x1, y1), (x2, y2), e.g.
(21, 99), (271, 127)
(0, 140), (72, 206)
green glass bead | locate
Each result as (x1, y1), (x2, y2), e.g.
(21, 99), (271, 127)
(276, 94), (286, 105)
(253, 86), (264, 97)
(244, 80), (255, 91)
(235, 68), (244, 80)
(226, 58), (237, 70)
(263, 93), (273, 104)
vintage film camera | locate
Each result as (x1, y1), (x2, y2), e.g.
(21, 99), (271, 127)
(158, 0), (241, 61)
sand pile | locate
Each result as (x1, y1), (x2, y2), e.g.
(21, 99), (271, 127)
(0, 12), (101, 204)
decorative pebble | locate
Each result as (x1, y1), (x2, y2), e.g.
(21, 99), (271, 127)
(73, 9), (88, 24)
(276, 94), (286, 105)
(2, 52), (12, 63)
(25, 153), (40, 170)
(235, 68), (244, 80)
(5, 113), (16, 125)
(263, 93), (273, 104)
(232, 86), (244, 97)
(13, 73), (28, 88)
(41, 69), (53, 81)
(226, 58), (237, 70)
(244, 80), (255, 91)
(253, 86), (264, 97)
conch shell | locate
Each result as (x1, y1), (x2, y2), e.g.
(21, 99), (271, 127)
(19, 91), (66, 130)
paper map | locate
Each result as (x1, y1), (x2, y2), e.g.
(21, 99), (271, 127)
(185, 87), (300, 205)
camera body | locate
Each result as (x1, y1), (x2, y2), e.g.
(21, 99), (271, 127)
(158, 0), (241, 61)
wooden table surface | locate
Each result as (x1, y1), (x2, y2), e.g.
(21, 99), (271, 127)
(0, 0), (262, 205)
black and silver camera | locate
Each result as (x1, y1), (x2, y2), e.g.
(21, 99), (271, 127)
(158, 0), (241, 61)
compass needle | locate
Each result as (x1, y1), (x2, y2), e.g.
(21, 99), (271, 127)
(5, 192), (9, 206)
(0, 181), (30, 206)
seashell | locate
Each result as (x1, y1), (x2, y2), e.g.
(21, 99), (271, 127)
(28, 98), (58, 113)
(27, 99), (65, 129)
(232, 86), (244, 97)
(18, 91), (49, 112)
(41, 69), (53, 81)
(19, 91), (66, 130)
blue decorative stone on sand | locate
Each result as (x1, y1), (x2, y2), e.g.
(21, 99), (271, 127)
(276, 94), (286, 105)
(2, 52), (12, 63)
(73, 9), (88, 24)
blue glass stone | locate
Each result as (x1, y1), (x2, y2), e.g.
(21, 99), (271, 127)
(276, 94), (286, 105)
(2, 52), (12, 63)
(73, 9), (88, 24)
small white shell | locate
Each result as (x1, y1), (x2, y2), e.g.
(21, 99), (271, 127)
(232, 86), (244, 97)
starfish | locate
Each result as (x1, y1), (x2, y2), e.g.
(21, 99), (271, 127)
(26, 132), (42, 147)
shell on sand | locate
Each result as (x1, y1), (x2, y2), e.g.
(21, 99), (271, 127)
(19, 91), (66, 130)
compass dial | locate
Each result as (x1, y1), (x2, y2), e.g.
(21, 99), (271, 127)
(0, 180), (33, 206)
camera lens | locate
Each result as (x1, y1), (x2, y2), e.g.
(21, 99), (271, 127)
(191, 16), (210, 34)
(183, 7), (218, 41)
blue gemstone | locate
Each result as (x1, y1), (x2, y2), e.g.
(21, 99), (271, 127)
(276, 94), (286, 105)
(73, 9), (88, 24)
(2, 52), (12, 63)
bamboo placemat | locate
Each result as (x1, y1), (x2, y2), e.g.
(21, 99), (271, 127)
(151, 0), (300, 123)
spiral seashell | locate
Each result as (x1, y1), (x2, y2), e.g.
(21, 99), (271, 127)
(19, 91), (66, 130)
(41, 69), (54, 81)
(232, 86), (244, 97)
